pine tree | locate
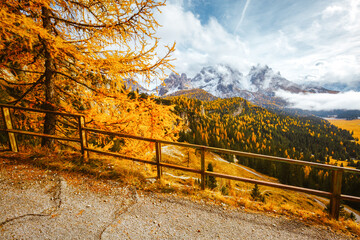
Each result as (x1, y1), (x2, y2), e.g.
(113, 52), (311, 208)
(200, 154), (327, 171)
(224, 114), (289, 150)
(350, 212), (356, 221)
(206, 163), (217, 189)
(250, 184), (265, 202)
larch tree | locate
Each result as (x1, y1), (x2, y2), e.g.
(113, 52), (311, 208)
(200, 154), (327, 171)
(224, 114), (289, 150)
(0, 0), (179, 154)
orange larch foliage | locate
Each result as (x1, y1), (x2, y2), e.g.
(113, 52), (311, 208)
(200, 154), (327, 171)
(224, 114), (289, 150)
(0, 0), (180, 155)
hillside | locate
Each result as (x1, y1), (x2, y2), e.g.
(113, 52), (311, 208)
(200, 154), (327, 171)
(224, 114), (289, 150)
(1, 97), (359, 236)
(1, 154), (353, 239)
(1, 0), (359, 238)
(165, 96), (360, 208)
(1, 147), (359, 238)
(169, 96), (360, 162)
(166, 89), (218, 102)
(160, 145), (327, 213)
(328, 119), (360, 144)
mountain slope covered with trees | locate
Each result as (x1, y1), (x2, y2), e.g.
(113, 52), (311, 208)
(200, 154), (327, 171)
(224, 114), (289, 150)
(166, 95), (360, 208)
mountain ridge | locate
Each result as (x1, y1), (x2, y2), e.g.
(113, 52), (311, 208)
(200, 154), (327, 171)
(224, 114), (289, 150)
(126, 64), (340, 109)
(128, 64), (337, 108)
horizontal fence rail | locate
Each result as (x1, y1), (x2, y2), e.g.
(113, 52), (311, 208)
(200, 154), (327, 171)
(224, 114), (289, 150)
(82, 128), (360, 174)
(1, 104), (360, 220)
(1, 129), (81, 143)
(0, 104), (84, 117)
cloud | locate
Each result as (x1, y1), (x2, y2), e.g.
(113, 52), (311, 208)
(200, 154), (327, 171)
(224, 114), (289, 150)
(322, 5), (345, 19)
(157, 0), (360, 85)
(276, 91), (360, 110)
(263, 0), (360, 83)
(150, 0), (360, 107)
(155, 2), (252, 78)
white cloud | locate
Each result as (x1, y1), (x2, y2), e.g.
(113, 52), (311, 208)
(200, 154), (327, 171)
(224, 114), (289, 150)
(276, 91), (360, 110)
(273, 0), (360, 83)
(152, 0), (360, 94)
(155, 2), (252, 77)
(322, 5), (345, 19)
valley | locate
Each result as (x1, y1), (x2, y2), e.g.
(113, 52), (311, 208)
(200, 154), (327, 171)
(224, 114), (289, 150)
(328, 119), (360, 144)
(159, 144), (360, 223)
(1, 0), (359, 238)
(159, 94), (360, 212)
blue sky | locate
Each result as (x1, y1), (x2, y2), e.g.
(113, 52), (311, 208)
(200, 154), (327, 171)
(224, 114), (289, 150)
(150, 0), (360, 110)
(155, 0), (360, 85)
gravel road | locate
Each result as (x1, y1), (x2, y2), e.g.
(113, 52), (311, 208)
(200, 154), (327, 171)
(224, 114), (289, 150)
(0, 160), (356, 239)
(102, 193), (352, 240)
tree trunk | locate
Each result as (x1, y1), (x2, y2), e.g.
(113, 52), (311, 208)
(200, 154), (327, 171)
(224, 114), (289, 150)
(41, 67), (56, 148)
(41, 6), (57, 148)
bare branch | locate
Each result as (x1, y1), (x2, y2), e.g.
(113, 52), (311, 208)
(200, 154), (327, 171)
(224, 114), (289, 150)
(5, 67), (43, 74)
(54, 71), (100, 93)
(0, 77), (41, 86)
(8, 74), (45, 104)
(54, 85), (73, 98)
(54, 71), (119, 100)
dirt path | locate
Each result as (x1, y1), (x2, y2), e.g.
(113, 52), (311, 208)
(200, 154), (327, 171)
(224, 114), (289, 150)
(210, 152), (275, 181)
(0, 159), (355, 240)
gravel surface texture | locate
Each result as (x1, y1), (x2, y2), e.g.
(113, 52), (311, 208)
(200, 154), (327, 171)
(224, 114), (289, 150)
(101, 193), (350, 240)
(0, 160), (355, 239)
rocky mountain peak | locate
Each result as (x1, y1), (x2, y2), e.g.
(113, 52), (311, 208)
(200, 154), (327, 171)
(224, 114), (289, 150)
(247, 64), (288, 92)
(150, 64), (335, 108)
(158, 72), (191, 96)
(190, 64), (247, 98)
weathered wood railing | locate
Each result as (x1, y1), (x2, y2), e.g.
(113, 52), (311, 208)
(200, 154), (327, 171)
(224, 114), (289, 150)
(1, 103), (360, 220)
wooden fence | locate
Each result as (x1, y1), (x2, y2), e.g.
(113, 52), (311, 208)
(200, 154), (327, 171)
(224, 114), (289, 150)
(1, 103), (360, 220)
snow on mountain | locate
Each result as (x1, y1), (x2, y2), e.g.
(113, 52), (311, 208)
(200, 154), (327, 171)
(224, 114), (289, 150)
(157, 73), (191, 96)
(190, 64), (255, 98)
(146, 64), (336, 107)
(158, 64), (331, 98)
(246, 65), (322, 95)
(248, 65), (276, 91)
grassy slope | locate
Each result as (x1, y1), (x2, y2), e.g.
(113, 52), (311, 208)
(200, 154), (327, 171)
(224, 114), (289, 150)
(329, 119), (360, 144)
(160, 145), (360, 231)
(161, 145), (324, 211)
(0, 145), (359, 237)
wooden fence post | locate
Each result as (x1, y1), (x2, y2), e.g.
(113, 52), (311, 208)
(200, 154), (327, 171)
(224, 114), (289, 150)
(329, 169), (343, 220)
(201, 147), (205, 190)
(78, 116), (88, 161)
(155, 141), (162, 179)
(1, 107), (18, 152)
